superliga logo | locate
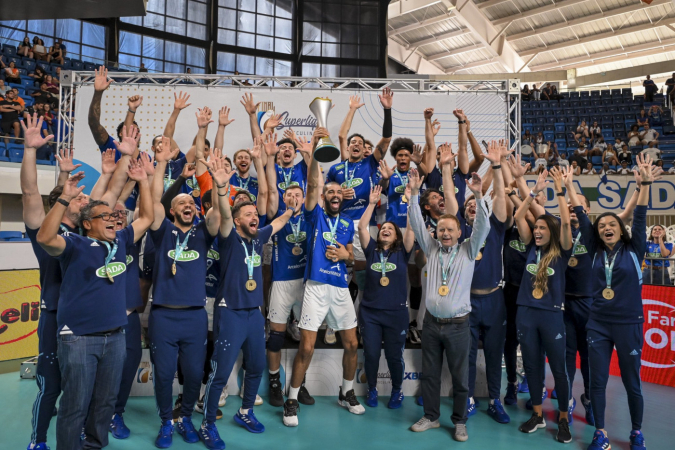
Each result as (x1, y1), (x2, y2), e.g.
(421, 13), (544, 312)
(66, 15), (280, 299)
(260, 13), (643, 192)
(256, 101), (318, 134)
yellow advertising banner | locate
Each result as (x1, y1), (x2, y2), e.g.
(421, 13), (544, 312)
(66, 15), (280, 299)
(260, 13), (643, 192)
(0, 270), (41, 362)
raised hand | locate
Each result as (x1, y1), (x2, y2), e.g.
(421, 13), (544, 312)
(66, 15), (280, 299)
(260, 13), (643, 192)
(181, 162), (196, 178)
(431, 119), (441, 136)
(283, 127), (297, 142)
(127, 159), (148, 182)
(266, 113), (282, 130)
(369, 185), (382, 205)
(57, 146), (82, 173)
(342, 188), (355, 200)
(174, 91), (191, 110)
(467, 172), (483, 196)
(114, 125), (140, 156)
(139, 151), (155, 176)
(452, 109), (467, 122)
(498, 139), (512, 159)
(295, 135), (313, 154)
(196, 107), (213, 129)
(411, 144), (424, 165)
(485, 140), (502, 164)
(154, 136), (174, 162)
(379, 87), (393, 109)
(250, 138), (262, 160)
(378, 159), (393, 180)
(264, 133), (278, 156)
(128, 95), (143, 111)
(21, 113), (54, 149)
(100, 149), (116, 175)
(438, 143), (455, 168)
(508, 153), (529, 178)
(349, 95), (365, 110)
(408, 168), (424, 195)
(94, 66), (111, 92)
(533, 169), (550, 193)
(404, 183), (412, 201)
(219, 106), (234, 127)
(561, 164), (574, 187)
(549, 166), (563, 191)
(423, 108), (434, 120)
(62, 172), (86, 200)
(240, 92), (259, 115)
(208, 156), (234, 187)
(311, 127), (329, 147)
(637, 153), (654, 182)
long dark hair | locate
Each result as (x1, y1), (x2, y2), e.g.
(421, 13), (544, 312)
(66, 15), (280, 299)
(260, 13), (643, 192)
(376, 221), (403, 254)
(532, 214), (562, 295)
(592, 212), (631, 247)
(648, 224), (668, 243)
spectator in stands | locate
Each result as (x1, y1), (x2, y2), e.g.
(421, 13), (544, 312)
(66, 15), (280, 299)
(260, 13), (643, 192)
(545, 142), (559, 166)
(600, 163), (616, 176)
(18, 36), (33, 59)
(535, 131), (544, 148)
(549, 84), (562, 101)
(139, 63), (148, 73)
(643, 75), (657, 102)
(618, 144), (632, 164)
(30, 66), (46, 83)
(31, 82), (57, 108)
(589, 121), (602, 140)
(4, 61), (21, 84)
(24, 99), (42, 119)
(47, 41), (64, 65)
(628, 124), (641, 147)
(637, 109), (649, 127)
(54, 66), (61, 81)
(11, 88), (25, 110)
(0, 89), (23, 144)
(542, 83), (552, 100)
(575, 120), (589, 139)
(648, 105), (664, 126)
(589, 136), (607, 156)
(639, 123), (659, 146)
(536, 139), (549, 159)
(570, 144), (588, 168)
(55, 38), (66, 57)
(666, 72), (675, 105)
(0, 54), (6, 69)
(522, 130), (533, 146)
(521, 84), (531, 101)
(0, 79), (9, 96)
(641, 142), (662, 161)
(531, 83), (541, 101)
(570, 160), (581, 176)
(33, 38), (47, 61)
(643, 225), (673, 286)
(602, 144), (619, 166)
(582, 162), (597, 175)
(617, 160), (632, 174)
(576, 136), (589, 151)
(44, 75), (59, 94)
(614, 137), (625, 149)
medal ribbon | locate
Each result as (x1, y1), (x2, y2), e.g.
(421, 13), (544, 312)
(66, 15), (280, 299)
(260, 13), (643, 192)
(394, 169), (408, 196)
(173, 228), (192, 267)
(571, 231), (582, 256)
(164, 165), (173, 192)
(88, 237), (118, 276)
(281, 165), (294, 190)
(327, 214), (340, 245)
(438, 245), (459, 286)
(241, 239), (257, 280)
(603, 250), (618, 290)
(235, 173), (251, 191)
(379, 251), (390, 279)
(344, 160), (358, 188)
(290, 215), (303, 247)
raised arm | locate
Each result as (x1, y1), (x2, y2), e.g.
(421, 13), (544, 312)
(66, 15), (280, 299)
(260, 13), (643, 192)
(100, 125), (140, 205)
(37, 172), (85, 256)
(163, 91), (191, 151)
(250, 137), (267, 217)
(377, 159), (392, 190)
(270, 204), (295, 235)
(485, 140), (508, 223)
(240, 93), (262, 142)
(339, 95), (365, 161)
(209, 157), (235, 238)
(87, 66), (112, 146)
(126, 160), (154, 242)
(125, 95), (142, 154)
(620, 164), (663, 224)
(411, 144), (428, 176)
(359, 186), (381, 251)
(151, 140), (177, 230)
(403, 184), (415, 253)
(21, 114), (54, 229)
(372, 88), (393, 161)
(264, 133), (280, 218)
(407, 169), (433, 255)
(194, 106), (213, 178)
(550, 166), (572, 250)
(453, 109), (471, 175)
(56, 146), (82, 188)
(508, 153), (545, 217)
(466, 173), (491, 258)
(305, 127), (329, 212)
(466, 119), (486, 174)
(515, 169), (549, 245)
(439, 143), (458, 216)
(214, 106), (234, 152)
(89, 149), (116, 201)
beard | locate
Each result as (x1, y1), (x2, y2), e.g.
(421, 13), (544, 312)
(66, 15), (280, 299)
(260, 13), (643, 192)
(240, 225), (259, 240)
(324, 198), (342, 215)
(175, 211), (193, 227)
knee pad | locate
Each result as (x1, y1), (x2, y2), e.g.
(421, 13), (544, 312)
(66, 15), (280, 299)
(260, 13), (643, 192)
(354, 270), (366, 292)
(409, 286), (422, 310)
(267, 330), (285, 352)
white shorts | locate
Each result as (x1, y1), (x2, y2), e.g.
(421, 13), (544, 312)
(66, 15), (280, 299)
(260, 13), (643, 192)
(299, 280), (357, 331)
(263, 241), (273, 265)
(268, 279), (304, 324)
(352, 219), (379, 262)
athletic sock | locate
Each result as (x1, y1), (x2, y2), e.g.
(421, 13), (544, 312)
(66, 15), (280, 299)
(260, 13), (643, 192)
(342, 378), (353, 393)
(239, 408), (250, 415)
(289, 386), (300, 400)
(490, 399), (495, 405)
(269, 368), (280, 375)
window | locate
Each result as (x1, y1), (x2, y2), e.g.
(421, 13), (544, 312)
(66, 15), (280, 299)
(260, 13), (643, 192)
(0, 19), (106, 64)
(120, 31), (206, 73)
(217, 0), (293, 54)
(122, 0), (208, 40)
(217, 51), (291, 76)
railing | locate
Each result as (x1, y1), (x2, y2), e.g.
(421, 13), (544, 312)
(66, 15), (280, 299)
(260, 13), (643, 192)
(643, 257), (673, 286)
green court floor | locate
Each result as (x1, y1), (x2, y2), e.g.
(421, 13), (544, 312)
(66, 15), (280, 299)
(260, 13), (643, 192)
(1, 370), (669, 450)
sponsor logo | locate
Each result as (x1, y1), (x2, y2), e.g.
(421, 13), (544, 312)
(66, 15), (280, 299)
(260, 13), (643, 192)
(395, 185), (406, 194)
(644, 300), (675, 369)
(341, 178), (363, 188)
(370, 262), (397, 273)
(437, 185), (459, 194)
(526, 264), (554, 276)
(0, 298), (40, 337)
(573, 244), (588, 255)
(555, 333), (563, 339)
(322, 231), (338, 245)
(319, 268), (340, 277)
(90, 241), (99, 247)
(207, 249), (220, 260)
(509, 240), (527, 252)
(286, 232), (307, 244)
(245, 254), (262, 267)
(335, 164), (345, 171)
(630, 349), (639, 356)
(167, 250), (200, 261)
(278, 181), (300, 190)
(403, 371), (423, 380)
(95, 262), (127, 279)
(126, 254), (133, 265)
(339, 219), (349, 227)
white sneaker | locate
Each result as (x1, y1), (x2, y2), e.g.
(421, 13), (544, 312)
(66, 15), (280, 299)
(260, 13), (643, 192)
(324, 328), (337, 345)
(288, 320), (301, 342)
(411, 416), (440, 432)
(219, 385), (228, 407)
(338, 387), (365, 415)
(454, 423), (468, 442)
(238, 381), (264, 405)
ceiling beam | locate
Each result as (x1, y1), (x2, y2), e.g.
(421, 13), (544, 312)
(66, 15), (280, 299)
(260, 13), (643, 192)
(405, 28), (472, 48)
(506, 0), (671, 42)
(476, 0), (513, 10)
(573, 60), (675, 88)
(518, 20), (675, 57)
(492, 0), (588, 26)
(388, 13), (455, 37)
(445, 59), (506, 73)
(427, 43), (485, 61)
(388, 0), (448, 20)
(388, 37), (447, 74)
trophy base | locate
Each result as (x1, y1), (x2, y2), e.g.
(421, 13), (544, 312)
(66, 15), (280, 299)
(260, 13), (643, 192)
(313, 137), (340, 163)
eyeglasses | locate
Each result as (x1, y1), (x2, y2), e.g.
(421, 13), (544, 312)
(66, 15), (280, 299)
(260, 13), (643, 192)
(89, 211), (122, 221)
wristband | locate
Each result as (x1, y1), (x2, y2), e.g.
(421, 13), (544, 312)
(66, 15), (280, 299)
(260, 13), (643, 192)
(556, 192), (565, 197)
(128, 108), (136, 113)
(640, 181), (652, 185)
(529, 191), (537, 199)
(215, 183), (228, 189)
(288, 207), (296, 214)
(636, 187), (641, 192)
(508, 191), (517, 197)
(57, 198), (70, 207)
(217, 192), (228, 197)
(457, 120), (466, 124)
(492, 165), (501, 170)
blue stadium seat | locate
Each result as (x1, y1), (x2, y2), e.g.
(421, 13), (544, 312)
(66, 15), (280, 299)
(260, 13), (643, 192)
(545, 125), (555, 132)
(570, 92), (580, 99)
(600, 90), (610, 97)
(555, 124), (565, 133)
(602, 131), (614, 140)
(8, 148), (24, 163)
(544, 132), (555, 141)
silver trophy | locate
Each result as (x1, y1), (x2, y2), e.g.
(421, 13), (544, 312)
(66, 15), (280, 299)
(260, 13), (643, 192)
(309, 97), (340, 163)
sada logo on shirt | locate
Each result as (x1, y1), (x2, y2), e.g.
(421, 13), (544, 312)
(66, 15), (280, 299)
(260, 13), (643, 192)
(573, 245), (588, 255)
(395, 185), (406, 194)
(341, 178), (363, 188)
(509, 240), (527, 252)
(278, 181), (300, 190)
(245, 255), (262, 267)
(323, 232), (338, 245)
(126, 255), (133, 265)
(95, 262), (127, 279)
(286, 232), (307, 243)
(168, 250), (200, 261)
(207, 249), (220, 260)
(370, 262), (397, 273)
(438, 185), (460, 194)
(526, 264), (554, 276)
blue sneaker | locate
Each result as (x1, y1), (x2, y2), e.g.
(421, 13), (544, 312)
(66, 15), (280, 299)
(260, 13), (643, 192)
(198, 422), (225, 450)
(155, 420), (174, 449)
(526, 388), (547, 410)
(630, 429), (646, 449)
(487, 399), (510, 424)
(504, 381), (519, 405)
(234, 410), (265, 433)
(519, 376), (530, 393)
(366, 387), (378, 407)
(175, 417), (199, 444)
(556, 397), (576, 425)
(388, 390), (404, 409)
(27, 443), (50, 450)
(466, 397), (477, 417)
(416, 395), (423, 406)
(581, 394), (595, 426)
(551, 388), (558, 399)
(109, 413), (131, 439)
(587, 429), (611, 450)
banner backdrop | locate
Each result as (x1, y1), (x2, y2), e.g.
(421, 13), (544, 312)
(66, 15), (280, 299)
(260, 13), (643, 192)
(0, 270), (41, 362)
(72, 84), (508, 193)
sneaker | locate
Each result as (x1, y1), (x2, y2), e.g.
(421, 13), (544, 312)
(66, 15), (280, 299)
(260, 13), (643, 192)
(629, 429), (646, 449)
(269, 373), (284, 407)
(338, 387), (365, 415)
(198, 422), (225, 450)
(557, 398), (577, 425)
(239, 382), (264, 405)
(588, 429), (611, 450)
(234, 409), (265, 434)
(283, 399), (299, 427)
(551, 388), (558, 399)
(504, 381), (519, 405)
(155, 419), (174, 449)
(408, 323), (422, 345)
(411, 416), (440, 432)
(581, 394), (595, 426)
(416, 395), (424, 406)
(298, 385), (315, 405)
(365, 387), (378, 407)
(175, 416), (199, 443)
(172, 394), (183, 421)
(194, 396), (223, 419)
(388, 390), (404, 409)
(109, 413), (131, 439)
(487, 399), (510, 424)
(466, 397), (477, 417)
(519, 413), (546, 433)
(557, 417), (572, 443)
(288, 320), (301, 342)
(27, 443), (50, 450)
(324, 328), (337, 345)
(218, 386), (228, 407)
(454, 424), (468, 442)
(526, 387), (547, 410)
(519, 376), (530, 393)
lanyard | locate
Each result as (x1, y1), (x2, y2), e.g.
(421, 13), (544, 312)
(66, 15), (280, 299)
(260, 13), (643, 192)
(327, 214), (340, 244)
(88, 237), (118, 276)
(235, 173), (250, 191)
(241, 239), (257, 280)
(603, 250), (618, 289)
(536, 249), (541, 268)
(438, 245), (459, 286)
(59, 225), (69, 234)
(281, 165), (294, 189)
(344, 159), (358, 188)
(163, 164), (173, 192)
(379, 251), (390, 278)
(290, 215), (303, 244)
(571, 231), (582, 255)
(394, 169), (408, 192)
(173, 228), (192, 265)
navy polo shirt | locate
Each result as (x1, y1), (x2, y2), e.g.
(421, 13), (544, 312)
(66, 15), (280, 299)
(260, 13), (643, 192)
(503, 224), (528, 286)
(125, 241), (143, 310)
(205, 237), (220, 298)
(516, 241), (573, 311)
(362, 240), (410, 310)
(470, 214), (506, 290)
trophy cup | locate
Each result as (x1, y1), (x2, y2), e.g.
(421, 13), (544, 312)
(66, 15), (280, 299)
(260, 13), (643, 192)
(309, 97), (340, 163)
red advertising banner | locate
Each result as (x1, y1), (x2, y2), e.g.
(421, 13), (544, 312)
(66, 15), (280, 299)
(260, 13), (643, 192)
(606, 285), (675, 387)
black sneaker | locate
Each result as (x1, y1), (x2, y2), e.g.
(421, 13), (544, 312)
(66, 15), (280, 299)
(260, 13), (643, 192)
(283, 399), (299, 427)
(194, 396), (223, 420)
(172, 394), (183, 420)
(338, 387), (365, 415)
(519, 413), (546, 433)
(557, 418), (572, 443)
(269, 373), (284, 407)
(298, 385), (315, 405)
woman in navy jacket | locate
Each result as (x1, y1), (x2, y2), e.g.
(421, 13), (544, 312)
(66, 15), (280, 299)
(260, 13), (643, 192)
(567, 154), (653, 450)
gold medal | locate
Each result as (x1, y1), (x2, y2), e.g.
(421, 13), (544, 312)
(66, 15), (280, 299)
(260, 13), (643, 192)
(380, 276), (390, 287)
(602, 288), (614, 300)
(106, 270), (114, 283)
(401, 195), (408, 203)
(438, 285), (449, 296)
(475, 252), (483, 261)
(246, 279), (257, 291)
(172, 263), (177, 276)
(532, 288), (544, 299)
(292, 246), (303, 256)
(568, 257), (578, 267)
(192, 189), (201, 198)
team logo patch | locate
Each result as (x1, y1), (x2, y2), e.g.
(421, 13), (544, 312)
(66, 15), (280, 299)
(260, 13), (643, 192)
(437, 186), (459, 194)
(370, 262), (397, 273)
(286, 232), (307, 243)
(509, 240), (527, 252)
(186, 177), (198, 189)
(339, 219), (350, 227)
(573, 244), (588, 255)
(335, 164), (345, 171)
(278, 181), (300, 190)
(207, 249), (220, 260)
(245, 255), (262, 267)
(526, 264), (554, 276)
(394, 185), (406, 194)
(322, 232), (338, 245)
(126, 255), (133, 265)
(233, 187), (256, 202)
(341, 178), (363, 188)
(168, 250), (200, 261)
(95, 262), (127, 279)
